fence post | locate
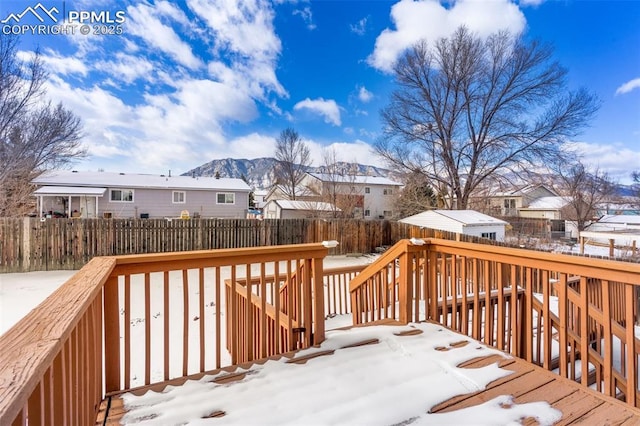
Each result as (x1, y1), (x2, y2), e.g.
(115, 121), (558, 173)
(22, 217), (31, 271)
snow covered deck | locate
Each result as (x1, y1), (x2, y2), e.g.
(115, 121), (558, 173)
(97, 321), (640, 425)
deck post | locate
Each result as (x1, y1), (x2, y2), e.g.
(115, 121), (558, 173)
(312, 256), (325, 344)
(104, 274), (121, 393)
(398, 251), (413, 324)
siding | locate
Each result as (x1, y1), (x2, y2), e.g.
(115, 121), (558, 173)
(46, 189), (249, 219)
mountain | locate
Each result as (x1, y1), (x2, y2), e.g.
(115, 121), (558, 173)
(182, 157), (397, 190)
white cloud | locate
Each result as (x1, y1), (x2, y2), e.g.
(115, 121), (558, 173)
(188, 0), (286, 98)
(319, 140), (384, 167)
(357, 86), (373, 103)
(34, 49), (89, 76)
(95, 53), (154, 85)
(32, 1), (291, 174)
(565, 141), (640, 183)
(294, 98), (342, 126)
(126, 3), (203, 70)
(187, 0), (281, 61)
(368, 0), (526, 72)
(225, 133), (278, 159)
(293, 6), (316, 30)
(615, 78), (640, 95)
(518, 0), (545, 6)
(350, 17), (368, 35)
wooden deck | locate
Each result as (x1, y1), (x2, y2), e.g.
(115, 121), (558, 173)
(97, 321), (640, 425)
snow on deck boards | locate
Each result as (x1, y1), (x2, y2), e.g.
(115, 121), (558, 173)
(97, 321), (640, 425)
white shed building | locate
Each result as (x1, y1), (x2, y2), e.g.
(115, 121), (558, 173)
(399, 210), (509, 242)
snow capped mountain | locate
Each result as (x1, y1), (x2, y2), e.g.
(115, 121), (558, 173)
(182, 157), (395, 190)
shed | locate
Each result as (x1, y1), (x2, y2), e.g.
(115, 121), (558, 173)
(263, 199), (339, 219)
(399, 209), (509, 242)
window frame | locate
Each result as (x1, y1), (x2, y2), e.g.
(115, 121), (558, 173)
(216, 192), (235, 205)
(110, 188), (134, 203)
(172, 191), (186, 204)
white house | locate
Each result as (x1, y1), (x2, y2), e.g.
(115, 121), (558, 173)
(299, 173), (403, 220)
(32, 170), (251, 219)
(263, 199), (339, 219)
(399, 209), (509, 241)
(252, 189), (268, 210)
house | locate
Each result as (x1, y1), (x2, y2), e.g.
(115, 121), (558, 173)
(471, 184), (558, 217)
(399, 209), (509, 241)
(517, 196), (581, 238)
(517, 196), (573, 220)
(263, 199), (339, 219)
(252, 189), (268, 210)
(32, 170), (251, 219)
(299, 172), (403, 220)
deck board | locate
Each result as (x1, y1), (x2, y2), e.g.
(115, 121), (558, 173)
(97, 323), (640, 425)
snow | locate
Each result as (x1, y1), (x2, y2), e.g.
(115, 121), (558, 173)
(0, 270), (77, 334)
(120, 323), (562, 425)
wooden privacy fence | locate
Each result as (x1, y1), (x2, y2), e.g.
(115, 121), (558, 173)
(0, 218), (398, 272)
(1, 217), (503, 273)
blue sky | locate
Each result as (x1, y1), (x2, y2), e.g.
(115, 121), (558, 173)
(3, 0), (639, 183)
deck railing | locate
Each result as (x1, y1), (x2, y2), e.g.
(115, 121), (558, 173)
(0, 243), (331, 425)
(350, 238), (640, 407)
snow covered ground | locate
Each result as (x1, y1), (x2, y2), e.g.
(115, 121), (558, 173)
(0, 270), (77, 335)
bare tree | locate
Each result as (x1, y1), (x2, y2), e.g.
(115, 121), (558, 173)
(0, 37), (84, 216)
(558, 161), (616, 232)
(376, 26), (600, 210)
(313, 147), (363, 218)
(394, 171), (436, 217)
(632, 171), (640, 207)
(273, 128), (311, 200)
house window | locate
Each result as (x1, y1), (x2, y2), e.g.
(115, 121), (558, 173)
(364, 209), (371, 217)
(383, 210), (392, 217)
(383, 188), (393, 195)
(365, 187), (370, 194)
(481, 232), (497, 240)
(216, 192), (235, 204)
(173, 191), (186, 204)
(110, 189), (134, 202)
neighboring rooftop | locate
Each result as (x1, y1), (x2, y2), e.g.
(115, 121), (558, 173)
(307, 172), (402, 186)
(271, 199), (338, 212)
(33, 170), (251, 191)
(520, 196), (572, 210)
(400, 209), (508, 227)
(596, 214), (640, 225)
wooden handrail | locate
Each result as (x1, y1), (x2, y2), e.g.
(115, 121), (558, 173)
(426, 238), (640, 282)
(349, 239), (412, 293)
(0, 257), (116, 425)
